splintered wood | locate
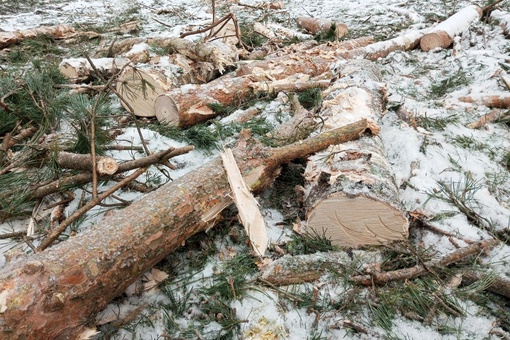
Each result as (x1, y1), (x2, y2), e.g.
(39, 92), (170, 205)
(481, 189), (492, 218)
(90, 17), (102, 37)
(221, 148), (268, 256)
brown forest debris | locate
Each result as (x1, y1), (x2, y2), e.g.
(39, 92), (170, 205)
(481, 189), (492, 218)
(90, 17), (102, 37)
(351, 238), (499, 285)
(458, 93), (510, 108)
(0, 120), (374, 339)
(56, 152), (119, 175)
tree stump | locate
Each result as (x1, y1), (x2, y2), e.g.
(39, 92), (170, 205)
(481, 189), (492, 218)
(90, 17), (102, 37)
(302, 60), (408, 248)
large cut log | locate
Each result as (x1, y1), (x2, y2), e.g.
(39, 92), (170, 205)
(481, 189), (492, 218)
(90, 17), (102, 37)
(116, 55), (218, 117)
(302, 60), (408, 248)
(0, 24), (75, 49)
(0, 120), (375, 339)
(420, 5), (482, 52)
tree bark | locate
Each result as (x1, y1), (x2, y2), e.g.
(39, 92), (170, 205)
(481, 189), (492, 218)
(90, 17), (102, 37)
(57, 152), (118, 175)
(302, 60), (408, 248)
(420, 5), (482, 52)
(0, 25), (76, 49)
(0, 120), (374, 339)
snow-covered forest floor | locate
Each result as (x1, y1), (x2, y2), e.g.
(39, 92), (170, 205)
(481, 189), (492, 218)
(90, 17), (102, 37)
(1, 0), (510, 339)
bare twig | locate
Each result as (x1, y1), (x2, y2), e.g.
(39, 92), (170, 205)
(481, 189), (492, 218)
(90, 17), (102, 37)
(37, 166), (148, 251)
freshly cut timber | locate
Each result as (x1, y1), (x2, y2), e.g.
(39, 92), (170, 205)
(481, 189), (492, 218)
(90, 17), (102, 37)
(59, 57), (130, 83)
(57, 152), (118, 175)
(297, 16), (348, 39)
(0, 24), (75, 49)
(420, 5), (482, 51)
(0, 120), (374, 339)
(302, 60), (408, 248)
(458, 93), (510, 108)
(116, 55), (218, 117)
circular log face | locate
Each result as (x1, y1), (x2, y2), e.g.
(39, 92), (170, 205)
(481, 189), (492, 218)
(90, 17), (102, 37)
(306, 193), (408, 248)
(155, 95), (180, 126)
(117, 67), (169, 117)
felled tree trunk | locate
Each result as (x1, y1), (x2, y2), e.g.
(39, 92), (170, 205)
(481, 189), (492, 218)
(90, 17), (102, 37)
(297, 17), (348, 39)
(0, 120), (374, 339)
(344, 30), (425, 60)
(420, 5), (482, 51)
(59, 57), (130, 83)
(302, 60), (408, 248)
(0, 24), (75, 49)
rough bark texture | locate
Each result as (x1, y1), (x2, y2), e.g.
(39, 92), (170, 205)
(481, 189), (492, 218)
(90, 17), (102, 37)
(0, 120), (374, 339)
(420, 5), (482, 51)
(302, 60), (408, 248)
(0, 24), (75, 49)
(57, 152), (118, 175)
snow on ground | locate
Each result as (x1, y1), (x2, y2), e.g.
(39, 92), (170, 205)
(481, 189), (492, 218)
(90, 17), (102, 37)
(1, 0), (510, 339)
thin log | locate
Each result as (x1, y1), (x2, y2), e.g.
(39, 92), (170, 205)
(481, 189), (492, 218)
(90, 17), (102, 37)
(0, 120), (373, 339)
(466, 109), (508, 129)
(458, 93), (510, 108)
(57, 152), (119, 175)
(30, 146), (194, 200)
(0, 24), (75, 49)
(462, 270), (510, 299)
(351, 238), (499, 285)
(420, 5), (482, 52)
(302, 60), (408, 248)
(343, 30), (425, 60)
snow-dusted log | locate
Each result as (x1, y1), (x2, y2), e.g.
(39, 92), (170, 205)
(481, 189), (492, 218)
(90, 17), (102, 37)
(458, 93), (510, 108)
(0, 24), (75, 49)
(420, 5), (482, 52)
(59, 57), (130, 83)
(302, 60), (408, 248)
(344, 30), (425, 60)
(491, 9), (510, 37)
(297, 17), (348, 39)
(0, 120), (374, 339)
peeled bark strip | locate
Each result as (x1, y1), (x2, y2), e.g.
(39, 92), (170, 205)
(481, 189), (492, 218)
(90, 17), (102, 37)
(303, 60), (408, 248)
(57, 152), (118, 175)
(59, 57), (130, 83)
(0, 120), (373, 339)
(458, 93), (510, 108)
(420, 5), (482, 52)
(0, 24), (75, 49)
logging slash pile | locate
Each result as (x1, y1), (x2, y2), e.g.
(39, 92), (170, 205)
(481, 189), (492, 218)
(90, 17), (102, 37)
(1, 0), (510, 339)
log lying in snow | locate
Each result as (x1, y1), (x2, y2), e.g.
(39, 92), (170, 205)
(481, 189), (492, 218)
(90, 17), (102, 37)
(458, 93), (510, 108)
(116, 56), (218, 117)
(0, 120), (374, 339)
(297, 16), (348, 39)
(302, 60), (408, 248)
(59, 57), (130, 83)
(0, 24), (75, 49)
(344, 30), (425, 60)
(420, 5), (482, 52)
